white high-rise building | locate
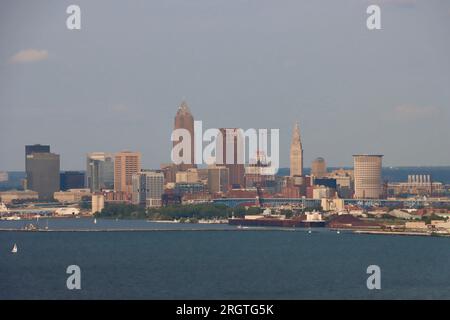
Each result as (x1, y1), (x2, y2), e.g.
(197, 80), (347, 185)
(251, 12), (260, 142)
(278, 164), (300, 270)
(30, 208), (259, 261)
(132, 170), (164, 208)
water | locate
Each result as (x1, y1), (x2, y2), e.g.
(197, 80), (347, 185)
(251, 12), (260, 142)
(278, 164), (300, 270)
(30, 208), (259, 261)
(1, 218), (450, 299)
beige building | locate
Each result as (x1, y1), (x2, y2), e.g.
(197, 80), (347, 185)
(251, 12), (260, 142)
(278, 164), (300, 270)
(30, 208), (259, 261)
(176, 168), (200, 183)
(312, 186), (335, 200)
(405, 221), (428, 230)
(321, 198), (345, 211)
(114, 151), (141, 194)
(353, 155), (383, 199)
(54, 188), (91, 203)
(431, 220), (450, 231)
(290, 122), (303, 177)
(0, 190), (38, 204)
(208, 166), (229, 194)
(311, 157), (327, 178)
(91, 193), (105, 214)
(173, 101), (195, 169)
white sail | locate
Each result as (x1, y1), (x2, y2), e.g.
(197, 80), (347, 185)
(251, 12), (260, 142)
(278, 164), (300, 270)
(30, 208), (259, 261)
(11, 243), (17, 253)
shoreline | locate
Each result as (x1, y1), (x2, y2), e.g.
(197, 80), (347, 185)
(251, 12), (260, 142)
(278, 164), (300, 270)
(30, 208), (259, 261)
(0, 226), (448, 237)
(1, 218), (449, 237)
(353, 230), (450, 237)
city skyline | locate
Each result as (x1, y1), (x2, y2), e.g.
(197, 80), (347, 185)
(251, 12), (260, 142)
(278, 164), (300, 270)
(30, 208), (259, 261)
(1, 1), (450, 171)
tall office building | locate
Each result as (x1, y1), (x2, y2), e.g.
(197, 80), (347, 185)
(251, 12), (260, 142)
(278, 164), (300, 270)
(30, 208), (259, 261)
(311, 157), (327, 178)
(25, 144), (50, 156)
(353, 154), (383, 199)
(132, 170), (164, 207)
(216, 128), (245, 188)
(25, 144), (51, 184)
(173, 101), (195, 169)
(86, 152), (114, 192)
(26, 151), (60, 200)
(290, 122), (303, 177)
(244, 151), (276, 189)
(207, 166), (229, 194)
(114, 151), (141, 194)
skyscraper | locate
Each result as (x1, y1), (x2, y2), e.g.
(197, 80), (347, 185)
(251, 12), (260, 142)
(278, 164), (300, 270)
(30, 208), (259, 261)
(311, 157), (327, 178)
(173, 101), (195, 169)
(290, 122), (303, 177)
(353, 154), (383, 199)
(25, 144), (50, 156)
(26, 151), (60, 200)
(86, 152), (114, 192)
(216, 128), (245, 188)
(25, 144), (51, 186)
(207, 166), (229, 194)
(114, 151), (141, 194)
(132, 170), (164, 207)
(244, 151), (276, 189)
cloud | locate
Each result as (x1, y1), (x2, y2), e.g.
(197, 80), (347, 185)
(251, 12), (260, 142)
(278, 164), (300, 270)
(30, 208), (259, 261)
(392, 104), (441, 120)
(9, 49), (49, 64)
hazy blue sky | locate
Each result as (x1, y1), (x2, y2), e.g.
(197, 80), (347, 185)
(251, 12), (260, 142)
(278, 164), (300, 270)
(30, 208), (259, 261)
(1, 0), (449, 171)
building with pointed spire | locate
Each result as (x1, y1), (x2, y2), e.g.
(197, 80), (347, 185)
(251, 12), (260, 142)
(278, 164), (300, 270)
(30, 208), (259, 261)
(290, 122), (303, 177)
(173, 101), (195, 170)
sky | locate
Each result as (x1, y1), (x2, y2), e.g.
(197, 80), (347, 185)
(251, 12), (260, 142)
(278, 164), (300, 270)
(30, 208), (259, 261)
(0, 0), (449, 171)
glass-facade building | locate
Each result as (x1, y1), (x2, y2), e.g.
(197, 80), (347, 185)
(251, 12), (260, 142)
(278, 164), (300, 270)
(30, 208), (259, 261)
(86, 152), (114, 192)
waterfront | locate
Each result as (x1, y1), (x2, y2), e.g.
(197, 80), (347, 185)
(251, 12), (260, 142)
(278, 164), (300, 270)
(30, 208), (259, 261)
(1, 219), (450, 299)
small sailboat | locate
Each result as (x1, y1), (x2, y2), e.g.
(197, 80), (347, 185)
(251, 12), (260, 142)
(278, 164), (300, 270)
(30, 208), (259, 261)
(337, 230), (341, 234)
(11, 243), (18, 253)
(308, 229), (312, 234)
(94, 218), (97, 224)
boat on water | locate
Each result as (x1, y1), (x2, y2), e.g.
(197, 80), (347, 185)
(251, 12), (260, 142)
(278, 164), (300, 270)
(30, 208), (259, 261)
(5, 215), (21, 221)
(23, 223), (38, 231)
(11, 244), (18, 253)
(94, 218), (97, 224)
(149, 219), (179, 223)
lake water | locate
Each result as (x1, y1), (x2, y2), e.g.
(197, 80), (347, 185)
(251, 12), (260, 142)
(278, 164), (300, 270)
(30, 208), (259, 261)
(1, 218), (450, 299)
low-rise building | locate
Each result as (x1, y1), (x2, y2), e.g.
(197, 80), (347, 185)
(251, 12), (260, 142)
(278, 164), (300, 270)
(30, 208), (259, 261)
(54, 188), (91, 203)
(405, 221), (428, 230)
(312, 186), (335, 199)
(321, 198), (345, 211)
(175, 169), (200, 183)
(0, 190), (39, 204)
(55, 207), (80, 216)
